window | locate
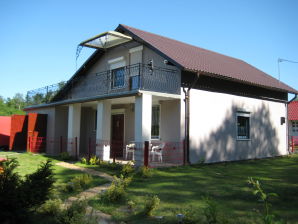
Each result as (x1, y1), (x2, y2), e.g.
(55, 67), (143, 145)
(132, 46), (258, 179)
(293, 121), (298, 133)
(111, 67), (125, 88)
(151, 105), (160, 139)
(237, 112), (250, 140)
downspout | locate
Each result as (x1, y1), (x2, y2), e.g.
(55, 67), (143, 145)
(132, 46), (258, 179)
(183, 72), (200, 165)
(286, 93), (297, 153)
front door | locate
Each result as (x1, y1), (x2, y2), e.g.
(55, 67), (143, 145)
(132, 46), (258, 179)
(111, 114), (124, 158)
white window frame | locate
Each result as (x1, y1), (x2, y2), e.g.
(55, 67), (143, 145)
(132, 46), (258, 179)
(236, 111), (250, 140)
(108, 57), (126, 89)
(292, 121), (298, 133)
(151, 104), (161, 140)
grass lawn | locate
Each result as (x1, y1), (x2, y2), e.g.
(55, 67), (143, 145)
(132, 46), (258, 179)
(0, 151), (108, 199)
(88, 154), (298, 224)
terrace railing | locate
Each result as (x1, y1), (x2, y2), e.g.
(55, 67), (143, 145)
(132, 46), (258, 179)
(26, 63), (180, 105)
(65, 63), (180, 100)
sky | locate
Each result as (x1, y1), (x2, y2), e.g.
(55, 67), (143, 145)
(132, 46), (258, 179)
(0, 0), (297, 99)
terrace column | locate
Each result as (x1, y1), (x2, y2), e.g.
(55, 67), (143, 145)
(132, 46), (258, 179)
(96, 100), (111, 161)
(134, 93), (152, 166)
(67, 103), (81, 156)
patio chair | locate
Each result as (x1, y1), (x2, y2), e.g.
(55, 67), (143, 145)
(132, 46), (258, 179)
(150, 142), (165, 163)
(124, 142), (135, 160)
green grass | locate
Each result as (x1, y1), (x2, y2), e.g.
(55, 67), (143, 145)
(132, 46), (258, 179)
(0, 151), (108, 199)
(87, 155), (298, 224)
(75, 161), (122, 176)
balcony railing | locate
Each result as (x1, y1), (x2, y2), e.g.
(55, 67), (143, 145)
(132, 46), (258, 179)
(65, 63), (180, 100)
(26, 63), (180, 105)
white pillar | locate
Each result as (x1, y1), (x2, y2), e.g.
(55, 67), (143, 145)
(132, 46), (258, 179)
(96, 100), (111, 161)
(67, 103), (81, 156)
(134, 93), (152, 166)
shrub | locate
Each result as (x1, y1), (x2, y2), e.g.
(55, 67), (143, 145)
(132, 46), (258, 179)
(202, 196), (219, 224)
(121, 161), (135, 177)
(63, 174), (93, 193)
(89, 155), (100, 165)
(56, 200), (97, 224)
(127, 200), (136, 211)
(81, 157), (88, 164)
(143, 195), (160, 216)
(59, 152), (72, 161)
(0, 158), (55, 223)
(100, 175), (131, 203)
(137, 166), (152, 178)
(73, 174), (93, 189)
(247, 177), (280, 224)
(37, 198), (62, 215)
(20, 160), (55, 208)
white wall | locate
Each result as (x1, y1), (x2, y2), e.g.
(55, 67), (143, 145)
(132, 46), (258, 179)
(160, 99), (181, 142)
(189, 89), (287, 163)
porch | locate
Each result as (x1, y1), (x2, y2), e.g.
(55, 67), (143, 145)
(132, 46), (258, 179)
(48, 93), (184, 167)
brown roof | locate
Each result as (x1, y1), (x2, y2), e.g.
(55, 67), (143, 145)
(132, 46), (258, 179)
(289, 101), (298, 120)
(118, 24), (297, 94)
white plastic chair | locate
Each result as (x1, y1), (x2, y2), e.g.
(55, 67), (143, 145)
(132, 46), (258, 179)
(125, 142), (135, 160)
(150, 142), (165, 162)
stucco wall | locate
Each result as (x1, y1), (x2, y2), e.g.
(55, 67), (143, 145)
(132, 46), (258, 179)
(54, 106), (68, 154)
(80, 107), (96, 155)
(124, 105), (135, 143)
(160, 99), (181, 142)
(189, 89), (287, 163)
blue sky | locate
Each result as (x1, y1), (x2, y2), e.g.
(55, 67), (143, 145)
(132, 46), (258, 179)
(0, 0), (297, 99)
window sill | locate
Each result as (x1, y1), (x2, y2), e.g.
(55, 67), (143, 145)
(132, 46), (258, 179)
(236, 138), (251, 141)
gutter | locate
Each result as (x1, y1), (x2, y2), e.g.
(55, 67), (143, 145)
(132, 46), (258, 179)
(24, 90), (140, 111)
(182, 72), (200, 165)
(286, 94), (297, 153)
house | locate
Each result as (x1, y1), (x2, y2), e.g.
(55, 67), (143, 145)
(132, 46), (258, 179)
(24, 24), (298, 166)
(288, 100), (298, 152)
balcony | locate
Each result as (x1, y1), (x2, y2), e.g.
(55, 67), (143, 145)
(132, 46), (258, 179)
(26, 63), (180, 105)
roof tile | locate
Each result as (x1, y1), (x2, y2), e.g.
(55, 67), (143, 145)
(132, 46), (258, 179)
(120, 24), (297, 94)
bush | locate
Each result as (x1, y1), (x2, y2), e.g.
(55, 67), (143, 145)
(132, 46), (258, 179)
(37, 198), (62, 215)
(143, 195), (160, 216)
(0, 158), (55, 223)
(137, 166), (152, 178)
(203, 196), (219, 224)
(89, 155), (100, 165)
(63, 174), (93, 193)
(81, 157), (87, 164)
(59, 152), (72, 161)
(56, 200), (97, 224)
(121, 161), (135, 177)
(127, 200), (136, 211)
(100, 175), (131, 203)
(20, 160), (55, 208)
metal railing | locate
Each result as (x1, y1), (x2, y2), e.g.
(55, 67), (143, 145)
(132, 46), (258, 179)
(290, 136), (298, 153)
(26, 64), (180, 105)
(26, 81), (66, 105)
(66, 63), (180, 100)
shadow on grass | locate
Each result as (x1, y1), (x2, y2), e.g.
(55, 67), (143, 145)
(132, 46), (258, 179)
(127, 155), (298, 222)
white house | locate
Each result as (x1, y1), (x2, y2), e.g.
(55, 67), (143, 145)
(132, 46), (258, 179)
(25, 24), (298, 166)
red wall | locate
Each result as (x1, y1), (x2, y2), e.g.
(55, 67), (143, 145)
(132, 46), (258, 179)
(0, 116), (11, 146)
(10, 115), (28, 151)
(27, 113), (47, 153)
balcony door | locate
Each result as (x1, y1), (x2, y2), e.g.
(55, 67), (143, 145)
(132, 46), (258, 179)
(109, 58), (126, 89)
